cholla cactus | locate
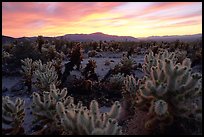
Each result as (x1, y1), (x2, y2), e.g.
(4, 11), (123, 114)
(174, 50), (187, 64)
(33, 60), (60, 92)
(56, 100), (122, 135)
(31, 84), (74, 134)
(117, 57), (136, 76)
(142, 50), (177, 76)
(120, 57), (135, 69)
(37, 35), (44, 53)
(42, 45), (65, 62)
(123, 75), (139, 94)
(20, 58), (34, 93)
(31, 84), (72, 122)
(33, 60), (52, 72)
(2, 50), (12, 64)
(2, 51), (12, 59)
(122, 75), (146, 115)
(2, 96), (25, 135)
(82, 59), (97, 80)
(109, 73), (125, 90)
(137, 50), (202, 131)
(51, 58), (63, 79)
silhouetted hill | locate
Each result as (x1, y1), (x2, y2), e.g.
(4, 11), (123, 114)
(2, 35), (16, 44)
(59, 32), (138, 42)
(2, 33), (202, 45)
(140, 34), (202, 42)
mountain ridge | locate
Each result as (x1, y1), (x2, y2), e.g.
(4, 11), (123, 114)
(2, 32), (202, 45)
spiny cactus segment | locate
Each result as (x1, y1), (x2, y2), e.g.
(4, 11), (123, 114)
(2, 96), (25, 135)
(33, 60), (60, 92)
(56, 100), (122, 135)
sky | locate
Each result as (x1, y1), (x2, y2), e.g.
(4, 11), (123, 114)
(2, 2), (202, 38)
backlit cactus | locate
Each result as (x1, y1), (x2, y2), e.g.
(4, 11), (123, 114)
(42, 44), (65, 62)
(2, 50), (12, 60)
(61, 43), (83, 83)
(154, 100), (168, 116)
(120, 57), (135, 70)
(111, 57), (136, 76)
(51, 58), (63, 79)
(123, 75), (139, 94)
(174, 50), (187, 64)
(109, 73), (125, 90)
(82, 59), (98, 81)
(142, 49), (177, 76)
(137, 50), (202, 131)
(33, 60), (60, 92)
(2, 96), (25, 135)
(20, 58), (34, 93)
(56, 100), (122, 135)
(122, 75), (146, 115)
(31, 84), (72, 121)
(2, 50), (12, 64)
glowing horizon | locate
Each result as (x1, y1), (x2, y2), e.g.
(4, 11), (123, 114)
(2, 2), (202, 38)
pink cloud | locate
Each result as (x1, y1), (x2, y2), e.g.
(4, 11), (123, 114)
(2, 2), (202, 37)
(92, 2), (200, 22)
(152, 20), (201, 29)
(2, 2), (125, 29)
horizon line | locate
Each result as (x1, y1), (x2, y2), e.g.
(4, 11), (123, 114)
(2, 32), (202, 39)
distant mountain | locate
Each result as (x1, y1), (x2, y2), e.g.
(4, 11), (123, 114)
(2, 32), (138, 45)
(2, 35), (16, 44)
(58, 32), (138, 42)
(140, 34), (202, 42)
(2, 33), (202, 45)
(2, 35), (53, 45)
